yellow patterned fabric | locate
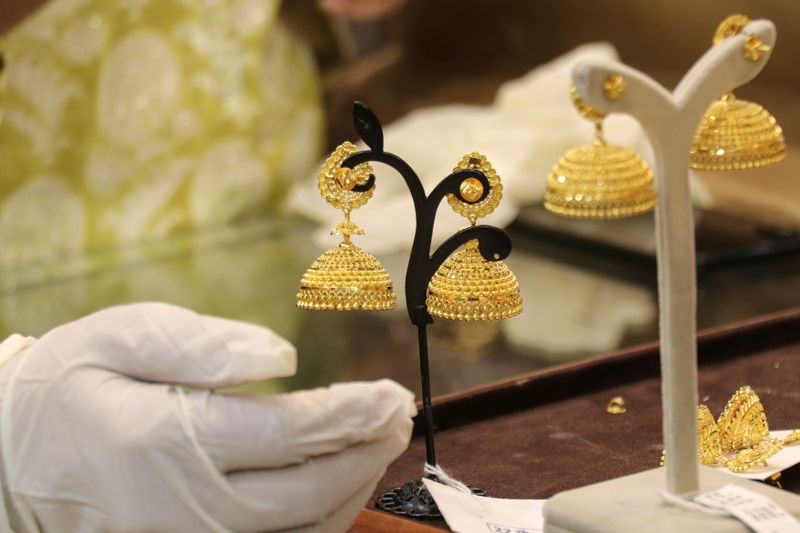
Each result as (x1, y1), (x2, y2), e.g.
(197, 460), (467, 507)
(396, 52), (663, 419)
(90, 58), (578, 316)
(0, 0), (322, 270)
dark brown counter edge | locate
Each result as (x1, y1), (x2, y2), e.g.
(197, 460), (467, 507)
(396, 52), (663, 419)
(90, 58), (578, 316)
(411, 306), (800, 438)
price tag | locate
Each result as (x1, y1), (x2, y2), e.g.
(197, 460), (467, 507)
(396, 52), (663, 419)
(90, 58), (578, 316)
(694, 484), (800, 533)
(422, 479), (545, 533)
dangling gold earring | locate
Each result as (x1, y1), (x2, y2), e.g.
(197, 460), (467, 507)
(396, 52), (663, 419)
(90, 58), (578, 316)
(545, 85), (657, 219)
(691, 14), (786, 171)
(426, 153), (522, 321)
(296, 142), (396, 311)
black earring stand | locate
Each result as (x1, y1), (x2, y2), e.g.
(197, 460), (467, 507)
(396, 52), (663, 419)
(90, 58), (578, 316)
(342, 102), (512, 519)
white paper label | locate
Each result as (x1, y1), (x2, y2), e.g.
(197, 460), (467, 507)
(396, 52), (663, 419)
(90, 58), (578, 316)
(422, 478), (545, 533)
(694, 484), (800, 533)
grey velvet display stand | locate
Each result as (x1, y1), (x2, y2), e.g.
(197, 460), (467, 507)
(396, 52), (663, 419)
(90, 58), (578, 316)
(543, 19), (800, 532)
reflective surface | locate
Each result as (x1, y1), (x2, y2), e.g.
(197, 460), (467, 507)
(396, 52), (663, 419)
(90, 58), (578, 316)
(1, 210), (799, 398)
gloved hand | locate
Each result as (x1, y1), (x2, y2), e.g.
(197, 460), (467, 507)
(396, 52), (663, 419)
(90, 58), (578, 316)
(0, 303), (415, 532)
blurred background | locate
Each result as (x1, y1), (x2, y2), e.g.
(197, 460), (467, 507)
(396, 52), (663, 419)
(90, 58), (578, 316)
(0, 0), (798, 396)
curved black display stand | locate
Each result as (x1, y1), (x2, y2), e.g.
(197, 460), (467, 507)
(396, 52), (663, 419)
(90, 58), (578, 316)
(343, 102), (510, 519)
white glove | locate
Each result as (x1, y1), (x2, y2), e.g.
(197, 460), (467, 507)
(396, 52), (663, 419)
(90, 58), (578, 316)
(0, 303), (415, 532)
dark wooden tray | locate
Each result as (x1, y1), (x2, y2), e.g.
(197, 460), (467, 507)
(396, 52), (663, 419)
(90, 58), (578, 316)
(351, 307), (800, 531)
(512, 205), (800, 276)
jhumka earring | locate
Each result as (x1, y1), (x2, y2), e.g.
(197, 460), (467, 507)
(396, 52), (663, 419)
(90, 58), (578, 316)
(426, 153), (522, 321)
(691, 14), (786, 170)
(544, 85), (657, 218)
(296, 142), (396, 311)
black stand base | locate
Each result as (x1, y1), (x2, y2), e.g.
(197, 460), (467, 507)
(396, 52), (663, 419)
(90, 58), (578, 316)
(375, 477), (488, 520)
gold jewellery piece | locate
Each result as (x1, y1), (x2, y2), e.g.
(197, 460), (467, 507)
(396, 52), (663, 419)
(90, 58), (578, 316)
(690, 14), (786, 171)
(297, 142), (397, 311)
(694, 385), (799, 473)
(544, 85), (656, 219)
(426, 153), (522, 321)
(602, 75), (627, 102)
(606, 396), (627, 414)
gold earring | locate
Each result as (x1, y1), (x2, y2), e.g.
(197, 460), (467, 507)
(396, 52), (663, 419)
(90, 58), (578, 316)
(297, 142), (396, 311)
(693, 386), (799, 473)
(426, 153), (522, 321)
(544, 85), (656, 219)
(691, 14), (786, 171)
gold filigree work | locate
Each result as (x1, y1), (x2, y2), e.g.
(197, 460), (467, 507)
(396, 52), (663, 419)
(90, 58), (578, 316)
(716, 385), (771, 453)
(569, 85), (605, 123)
(426, 240), (522, 321)
(429, 154), (522, 321)
(691, 93), (786, 170)
(296, 243), (395, 311)
(545, 143), (657, 218)
(447, 153), (502, 223)
(545, 86), (656, 219)
(297, 142), (396, 311)
(683, 386), (798, 473)
(691, 14), (786, 171)
(318, 142), (375, 212)
(302, 143), (521, 320)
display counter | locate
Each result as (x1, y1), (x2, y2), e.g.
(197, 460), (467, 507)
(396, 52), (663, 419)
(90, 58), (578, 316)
(352, 307), (800, 531)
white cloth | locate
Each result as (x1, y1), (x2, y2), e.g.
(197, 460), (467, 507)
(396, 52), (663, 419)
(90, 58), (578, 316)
(0, 302), (415, 532)
(290, 42), (711, 255)
(503, 253), (655, 356)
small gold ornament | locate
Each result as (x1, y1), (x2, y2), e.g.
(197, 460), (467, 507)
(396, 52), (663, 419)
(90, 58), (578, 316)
(712, 14), (751, 45)
(447, 153), (502, 224)
(297, 142), (396, 311)
(742, 35), (771, 62)
(544, 86), (656, 219)
(459, 177), (485, 203)
(767, 472), (783, 489)
(602, 74), (627, 101)
(689, 386), (799, 473)
(606, 396), (627, 414)
(427, 154), (522, 321)
(691, 15), (786, 171)
(318, 142), (374, 211)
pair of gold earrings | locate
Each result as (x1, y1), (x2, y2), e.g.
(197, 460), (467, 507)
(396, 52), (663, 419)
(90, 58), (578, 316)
(545, 13), (786, 220)
(296, 145), (522, 321)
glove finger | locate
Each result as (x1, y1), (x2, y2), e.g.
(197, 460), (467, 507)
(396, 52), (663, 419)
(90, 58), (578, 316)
(219, 421), (412, 531)
(42, 302), (296, 387)
(187, 379), (416, 472)
(272, 472), (383, 533)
